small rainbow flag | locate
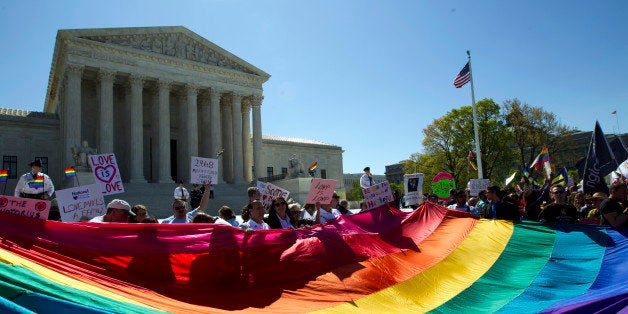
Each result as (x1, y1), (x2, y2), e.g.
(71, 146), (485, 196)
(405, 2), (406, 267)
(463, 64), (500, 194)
(216, 149), (224, 158)
(308, 162), (318, 174)
(0, 169), (8, 183)
(28, 175), (44, 189)
(65, 167), (77, 178)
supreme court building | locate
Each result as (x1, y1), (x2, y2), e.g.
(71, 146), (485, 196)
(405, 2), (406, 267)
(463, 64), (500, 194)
(1, 27), (344, 196)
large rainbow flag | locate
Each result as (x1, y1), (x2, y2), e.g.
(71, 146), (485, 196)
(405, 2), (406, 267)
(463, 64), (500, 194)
(0, 203), (625, 313)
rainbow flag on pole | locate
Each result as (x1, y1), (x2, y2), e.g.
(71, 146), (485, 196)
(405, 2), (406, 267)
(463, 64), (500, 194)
(308, 162), (318, 175)
(0, 169), (8, 182)
(28, 175), (44, 189)
(216, 149), (224, 158)
(64, 167), (77, 178)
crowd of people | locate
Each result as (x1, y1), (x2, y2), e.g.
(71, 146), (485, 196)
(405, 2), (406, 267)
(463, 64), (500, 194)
(13, 159), (628, 229)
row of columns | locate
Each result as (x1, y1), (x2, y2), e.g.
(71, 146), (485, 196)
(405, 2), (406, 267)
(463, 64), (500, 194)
(62, 64), (264, 184)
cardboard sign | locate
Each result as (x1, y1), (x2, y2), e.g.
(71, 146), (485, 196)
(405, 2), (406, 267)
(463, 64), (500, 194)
(432, 172), (456, 201)
(362, 180), (394, 210)
(404, 173), (424, 206)
(260, 182), (290, 209)
(468, 179), (490, 196)
(305, 179), (337, 205)
(190, 156), (218, 185)
(89, 153), (124, 196)
(55, 184), (106, 222)
(0, 195), (50, 220)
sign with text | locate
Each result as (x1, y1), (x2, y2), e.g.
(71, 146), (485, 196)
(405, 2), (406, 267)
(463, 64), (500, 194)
(260, 182), (290, 209)
(56, 184), (106, 222)
(0, 195), (50, 220)
(190, 156), (218, 185)
(305, 179), (337, 205)
(468, 179), (490, 196)
(89, 153), (124, 196)
(404, 173), (424, 206)
(362, 180), (394, 210)
(432, 172), (456, 201)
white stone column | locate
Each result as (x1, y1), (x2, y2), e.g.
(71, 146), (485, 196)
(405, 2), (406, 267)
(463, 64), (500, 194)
(63, 64), (83, 168)
(242, 100), (252, 183)
(128, 75), (146, 183)
(157, 79), (172, 183)
(251, 95), (264, 180)
(98, 69), (116, 154)
(221, 97), (233, 183)
(209, 87), (225, 183)
(199, 92), (211, 158)
(185, 84), (199, 181)
(231, 92), (244, 183)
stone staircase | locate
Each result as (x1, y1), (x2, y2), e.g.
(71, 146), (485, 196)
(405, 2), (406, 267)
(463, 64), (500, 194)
(104, 182), (254, 219)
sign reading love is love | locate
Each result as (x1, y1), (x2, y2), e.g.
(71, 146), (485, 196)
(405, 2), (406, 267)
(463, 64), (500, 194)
(305, 179), (337, 205)
(0, 195), (50, 220)
(89, 153), (124, 196)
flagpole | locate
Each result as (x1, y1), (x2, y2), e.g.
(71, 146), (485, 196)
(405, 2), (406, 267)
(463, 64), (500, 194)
(467, 50), (483, 178)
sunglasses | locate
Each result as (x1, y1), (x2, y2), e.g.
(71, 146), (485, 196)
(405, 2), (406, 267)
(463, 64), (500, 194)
(174, 205), (186, 210)
(275, 202), (287, 206)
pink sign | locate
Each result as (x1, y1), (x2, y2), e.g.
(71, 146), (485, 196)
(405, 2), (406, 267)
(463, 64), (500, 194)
(89, 153), (124, 196)
(305, 179), (337, 205)
(0, 195), (50, 220)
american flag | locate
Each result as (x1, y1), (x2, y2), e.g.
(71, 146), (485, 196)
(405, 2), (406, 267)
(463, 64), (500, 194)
(453, 62), (471, 88)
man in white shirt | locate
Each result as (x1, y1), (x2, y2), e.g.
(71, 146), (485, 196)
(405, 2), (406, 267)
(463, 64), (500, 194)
(360, 167), (376, 190)
(162, 183), (211, 223)
(173, 180), (189, 202)
(239, 200), (270, 231)
(317, 203), (341, 224)
(14, 159), (55, 200)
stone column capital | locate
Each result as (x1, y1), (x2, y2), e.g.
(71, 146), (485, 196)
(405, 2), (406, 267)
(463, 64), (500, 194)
(97, 69), (116, 82)
(127, 74), (146, 87)
(64, 64), (84, 77)
(157, 79), (172, 90)
(185, 84), (199, 95)
(250, 94), (264, 107)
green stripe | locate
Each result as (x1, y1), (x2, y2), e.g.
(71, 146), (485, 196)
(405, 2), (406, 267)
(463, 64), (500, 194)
(429, 221), (556, 313)
(0, 263), (166, 314)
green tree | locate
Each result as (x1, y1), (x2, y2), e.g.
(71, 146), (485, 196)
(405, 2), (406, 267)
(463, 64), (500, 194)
(345, 179), (363, 201)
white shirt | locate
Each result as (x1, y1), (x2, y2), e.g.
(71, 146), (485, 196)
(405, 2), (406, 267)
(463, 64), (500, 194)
(161, 207), (199, 223)
(300, 210), (317, 221)
(240, 219), (270, 231)
(173, 186), (189, 200)
(88, 215), (104, 222)
(360, 173), (375, 190)
(14, 172), (55, 197)
(319, 208), (341, 223)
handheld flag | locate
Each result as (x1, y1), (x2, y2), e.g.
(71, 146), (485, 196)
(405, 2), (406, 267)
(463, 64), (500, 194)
(216, 149), (224, 158)
(505, 172), (517, 187)
(468, 151), (477, 172)
(530, 145), (551, 178)
(0, 169), (8, 183)
(453, 62), (471, 88)
(28, 175), (44, 189)
(551, 167), (568, 187)
(582, 121), (615, 195)
(64, 167), (77, 178)
(308, 162), (318, 175)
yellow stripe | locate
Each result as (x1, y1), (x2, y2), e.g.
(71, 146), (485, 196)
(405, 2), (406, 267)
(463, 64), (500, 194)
(0, 247), (156, 309)
(314, 219), (514, 313)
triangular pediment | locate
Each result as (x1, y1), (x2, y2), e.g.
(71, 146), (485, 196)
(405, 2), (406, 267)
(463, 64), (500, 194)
(61, 26), (269, 78)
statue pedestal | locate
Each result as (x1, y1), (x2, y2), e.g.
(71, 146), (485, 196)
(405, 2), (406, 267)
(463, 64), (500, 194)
(278, 177), (315, 205)
(64, 169), (95, 188)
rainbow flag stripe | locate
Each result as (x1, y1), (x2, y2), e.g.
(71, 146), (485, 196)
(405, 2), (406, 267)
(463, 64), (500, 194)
(64, 167), (77, 178)
(0, 204), (625, 313)
(0, 170), (8, 182)
(216, 149), (224, 158)
(308, 162), (318, 172)
(27, 176), (44, 188)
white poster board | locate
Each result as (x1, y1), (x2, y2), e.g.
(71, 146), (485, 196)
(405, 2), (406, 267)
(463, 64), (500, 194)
(0, 195), (50, 220)
(89, 153), (124, 195)
(305, 179), (337, 205)
(362, 180), (394, 210)
(468, 179), (490, 196)
(404, 173), (424, 206)
(260, 182), (290, 209)
(55, 184), (106, 222)
(190, 156), (218, 185)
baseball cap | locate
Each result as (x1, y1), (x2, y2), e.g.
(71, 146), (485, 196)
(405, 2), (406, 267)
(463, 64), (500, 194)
(107, 199), (135, 216)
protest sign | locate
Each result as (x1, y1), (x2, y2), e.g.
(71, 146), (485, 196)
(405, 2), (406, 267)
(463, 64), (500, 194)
(260, 182), (290, 209)
(468, 179), (490, 196)
(432, 172), (456, 201)
(404, 173), (424, 206)
(56, 184), (106, 222)
(190, 157), (218, 184)
(0, 195), (49, 220)
(305, 179), (337, 205)
(362, 180), (394, 210)
(89, 153), (124, 196)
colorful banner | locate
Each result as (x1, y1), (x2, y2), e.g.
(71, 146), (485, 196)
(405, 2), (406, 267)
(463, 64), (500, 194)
(190, 156), (218, 185)
(362, 180), (394, 209)
(305, 179), (337, 204)
(432, 171), (456, 201)
(0, 195), (49, 220)
(404, 173), (424, 206)
(55, 184), (106, 222)
(89, 153), (124, 196)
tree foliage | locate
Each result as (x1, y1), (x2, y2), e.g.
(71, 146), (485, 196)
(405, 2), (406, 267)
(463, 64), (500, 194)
(345, 179), (363, 201)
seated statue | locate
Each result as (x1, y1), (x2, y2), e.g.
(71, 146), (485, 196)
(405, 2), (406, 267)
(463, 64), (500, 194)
(71, 140), (97, 167)
(288, 155), (306, 178)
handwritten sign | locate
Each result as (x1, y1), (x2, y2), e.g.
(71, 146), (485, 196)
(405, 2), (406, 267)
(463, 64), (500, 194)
(190, 156), (218, 185)
(362, 180), (394, 210)
(468, 179), (490, 196)
(55, 184), (106, 222)
(260, 182), (290, 209)
(0, 195), (50, 220)
(89, 153), (124, 196)
(404, 173), (424, 206)
(305, 179), (337, 205)
(432, 172), (456, 201)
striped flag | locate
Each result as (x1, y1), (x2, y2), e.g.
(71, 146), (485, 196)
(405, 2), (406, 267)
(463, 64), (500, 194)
(453, 62), (471, 88)
(530, 145), (551, 178)
(551, 167), (569, 187)
(308, 162), (318, 175)
(28, 175), (44, 189)
(216, 149), (224, 158)
(467, 151), (477, 171)
(64, 167), (77, 178)
(0, 169), (8, 183)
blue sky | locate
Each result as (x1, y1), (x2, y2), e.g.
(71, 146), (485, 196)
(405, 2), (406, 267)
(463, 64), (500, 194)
(1, 1), (626, 175)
